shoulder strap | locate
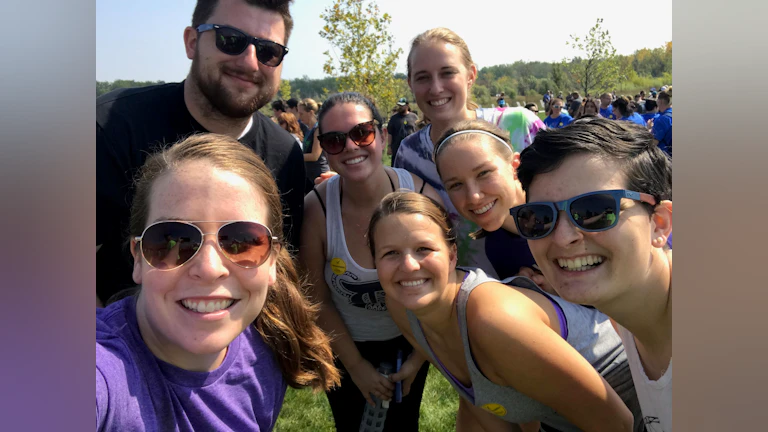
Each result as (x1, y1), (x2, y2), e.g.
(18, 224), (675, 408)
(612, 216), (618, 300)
(419, 179), (427, 194)
(312, 187), (326, 216)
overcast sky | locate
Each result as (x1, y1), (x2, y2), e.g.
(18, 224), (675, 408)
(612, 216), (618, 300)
(96, 0), (672, 82)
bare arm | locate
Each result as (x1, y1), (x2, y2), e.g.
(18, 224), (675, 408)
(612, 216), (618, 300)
(299, 190), (394, 405)
(303, 128), (323, 162)
(467, 283), (633, 432)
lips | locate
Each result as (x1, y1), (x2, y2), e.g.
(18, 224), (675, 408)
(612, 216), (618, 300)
(429, 98), (450, 107)
(343, 155), (367, 165)
(470, 200), (496, 215)
(179, 298), (238, 313)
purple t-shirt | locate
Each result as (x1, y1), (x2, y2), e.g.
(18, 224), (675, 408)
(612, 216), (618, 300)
(96, 297), (287, 431)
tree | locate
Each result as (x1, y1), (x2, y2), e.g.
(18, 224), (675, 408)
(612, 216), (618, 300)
(561, 18), (621, 96)
(550, 63), (566, 92)
(320, 0), (403, 113)
(279, 79), (291, 100)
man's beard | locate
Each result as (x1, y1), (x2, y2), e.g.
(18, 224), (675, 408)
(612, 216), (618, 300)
(190, 55), (276, 119)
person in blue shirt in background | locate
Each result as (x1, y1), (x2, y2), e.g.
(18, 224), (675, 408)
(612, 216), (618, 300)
(543, 98), (572, 129)
(599, 93), (616, 119)
(652, 90), (672, 157)
(612, 97), (646, 127)
(641, 98), (659, 124)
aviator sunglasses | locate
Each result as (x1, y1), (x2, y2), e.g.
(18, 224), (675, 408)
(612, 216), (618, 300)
(509, 189), (657, 240)
(134, 220), (278, 270)
(317, 119), (379, 155)
(196, 24), (289, 67)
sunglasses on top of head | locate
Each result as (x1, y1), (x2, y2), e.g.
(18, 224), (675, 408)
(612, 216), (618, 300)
(509, 189), (657, 240)
(317, 119), (379, 155)
(134, 220), (278, 271)
(196, 24), (289, 67)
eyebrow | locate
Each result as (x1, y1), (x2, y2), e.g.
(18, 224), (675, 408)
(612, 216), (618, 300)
(413, 66), (458, 76)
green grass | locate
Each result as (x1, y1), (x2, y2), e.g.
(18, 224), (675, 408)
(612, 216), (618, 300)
(275, 365), (458, 431)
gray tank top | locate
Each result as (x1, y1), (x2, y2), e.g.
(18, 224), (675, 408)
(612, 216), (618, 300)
(323, 168), (415, 341)
(407, 267), (631, 430)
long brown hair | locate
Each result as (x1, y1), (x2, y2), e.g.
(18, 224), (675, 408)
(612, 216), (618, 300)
(277, 112), (304, 141)
(129, 133), (340, 391)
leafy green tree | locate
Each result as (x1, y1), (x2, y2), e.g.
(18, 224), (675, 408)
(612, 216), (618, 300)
(320, 0), (403, 113)
(562, 18), (621, 96)
(550, 63), (566, 93)
(279, 79), (291, 100)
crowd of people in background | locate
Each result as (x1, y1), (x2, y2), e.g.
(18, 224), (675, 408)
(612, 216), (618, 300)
(96, 0), (672, 431)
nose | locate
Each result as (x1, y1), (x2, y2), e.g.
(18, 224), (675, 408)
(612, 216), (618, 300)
(235, 42), (261, 72)
(465, 181), (484, 205)
(429, 77), (443, 95)
(550, 211), (583, 247)
(401, 252), (420, 272)
(188, 236), (230, 281)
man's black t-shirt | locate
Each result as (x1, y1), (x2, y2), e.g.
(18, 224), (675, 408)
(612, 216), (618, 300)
(386, 112), (419, 161)
(96, 81), (306, 303)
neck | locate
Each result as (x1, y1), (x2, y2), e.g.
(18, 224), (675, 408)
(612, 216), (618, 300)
(135, 295), (227, 372)
(429, 109), (476, 144)
(598, 249), (672, 352)
(341, 165), (393, 207)
(183, 78), (252, 138)
(412, 269), (464, 335)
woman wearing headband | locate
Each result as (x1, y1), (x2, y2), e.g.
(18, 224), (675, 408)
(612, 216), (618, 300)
(432, 119), (542, 282)
(369, 191), (637, 432)
(393, 27), (545, 279)
(96, 134), (339, 430)
(300, 92), (442, 430)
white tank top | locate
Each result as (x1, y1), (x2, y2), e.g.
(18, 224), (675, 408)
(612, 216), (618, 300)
(323, 168), (415, 341)
(616, 324), (672, 432)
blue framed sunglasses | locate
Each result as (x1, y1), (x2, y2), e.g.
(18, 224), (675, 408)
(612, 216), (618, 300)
(509, 189), (657, 240)
(196, 24), (289, 67)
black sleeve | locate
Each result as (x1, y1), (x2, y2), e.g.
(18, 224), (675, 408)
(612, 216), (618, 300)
(96, 122), (138, 302)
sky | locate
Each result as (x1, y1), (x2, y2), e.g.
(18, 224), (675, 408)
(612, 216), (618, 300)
(96, 0), (672, 83)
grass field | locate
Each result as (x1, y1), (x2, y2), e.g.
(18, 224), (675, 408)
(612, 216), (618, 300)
(274, 365), (459, 431)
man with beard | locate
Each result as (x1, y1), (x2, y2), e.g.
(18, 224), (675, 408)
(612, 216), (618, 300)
(96, 0), (304, 306)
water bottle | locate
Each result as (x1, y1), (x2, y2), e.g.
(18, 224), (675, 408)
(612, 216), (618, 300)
(359, 362), (394, 432)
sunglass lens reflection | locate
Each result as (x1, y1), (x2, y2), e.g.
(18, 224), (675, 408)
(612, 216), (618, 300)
(570, 194), (617, 230)
(216, 27), (249, 55)
(142, 222), (201, 269)
(218, 222), (271, 267)
(517, 205), (556, 238)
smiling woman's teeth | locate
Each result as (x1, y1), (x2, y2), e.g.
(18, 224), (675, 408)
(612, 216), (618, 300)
(181, 299), (234, 313)
(558, 256), (604, 272)
(344, 156), (367, 165)
(430, 98), (449, 107)
(472, 201), (495, 215)
(400, 279), (426, 287)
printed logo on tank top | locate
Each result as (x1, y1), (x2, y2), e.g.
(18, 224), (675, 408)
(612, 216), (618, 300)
(481, 403), (507, 417)
(330, 271), (388, 312)
(643, 417), (663, 432)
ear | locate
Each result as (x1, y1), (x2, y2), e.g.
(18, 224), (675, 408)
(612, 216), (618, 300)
(379, 126), (388, 142)
(511, 152), (521, 179)
(268, 244), (282, 286)
(130, 239), (143, 285)
(467, 63), (478, 88)
(183, 26), (198, 60)
(650, 200), (672, 248)
(449, 243), (458, 268)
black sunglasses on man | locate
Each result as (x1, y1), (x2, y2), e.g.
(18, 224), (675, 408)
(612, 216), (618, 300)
(196, 23), (289, 67)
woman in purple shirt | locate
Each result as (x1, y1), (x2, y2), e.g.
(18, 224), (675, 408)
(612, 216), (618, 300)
(96, 134), (340, 431)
